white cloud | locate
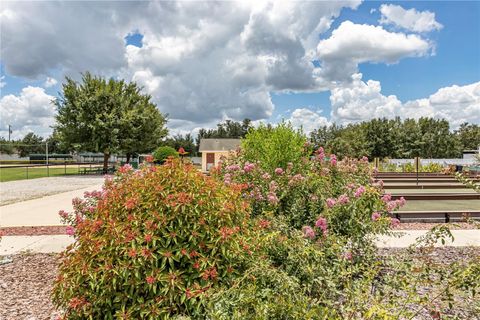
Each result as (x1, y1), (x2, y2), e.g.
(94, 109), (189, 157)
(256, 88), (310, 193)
(379, 4), (443, 33)
(0, 76), (5, 88)
(0, 86), (56, 139)
(330, 73), (402, 123)
(317, 21), (433, 82)
(288, 108), (330, 134)
(329, 73), (480, 128)
(1, 1), (360, 131)
(44, 77), (58, 88)
(1, 0), (475, 137)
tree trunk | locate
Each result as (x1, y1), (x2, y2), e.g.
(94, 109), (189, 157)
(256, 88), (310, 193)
(126, 153), (131, 164)
(103, 152), (110, 174)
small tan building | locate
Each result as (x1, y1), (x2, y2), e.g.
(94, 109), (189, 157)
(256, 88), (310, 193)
(199, 138), (241, 172)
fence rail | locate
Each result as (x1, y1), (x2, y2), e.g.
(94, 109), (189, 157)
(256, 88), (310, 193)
(0, 161), (117, 182)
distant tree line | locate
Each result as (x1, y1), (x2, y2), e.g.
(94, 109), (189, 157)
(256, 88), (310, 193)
(310, 117), (479, 159)
(1, 72), (478, 163)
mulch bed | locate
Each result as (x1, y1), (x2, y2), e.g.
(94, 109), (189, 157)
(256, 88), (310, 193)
(0, 249), (478, 319)
(0, 226), (68, 236)
(0, 253), (62, 320)
(1, 222), (476, 237)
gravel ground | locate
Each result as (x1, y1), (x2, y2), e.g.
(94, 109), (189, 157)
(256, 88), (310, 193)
(0, 253), (61, 320)
(0, 248), (478, 319)
(395, 222), (479, 230)
(0, 176), (106, 206)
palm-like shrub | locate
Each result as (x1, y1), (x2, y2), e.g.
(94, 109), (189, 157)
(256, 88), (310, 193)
(53, 159), (251, 319)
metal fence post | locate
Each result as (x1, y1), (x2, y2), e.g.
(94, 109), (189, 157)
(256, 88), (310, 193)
(26, 165), (29, 179)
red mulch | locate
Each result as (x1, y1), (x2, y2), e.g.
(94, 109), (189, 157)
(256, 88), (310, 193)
(0, 226), (68, 236)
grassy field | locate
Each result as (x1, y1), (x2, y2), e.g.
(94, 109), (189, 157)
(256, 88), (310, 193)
(399, 199), (480, 211)
(387, 188), (478, 194)
(0, 166), (100, 182)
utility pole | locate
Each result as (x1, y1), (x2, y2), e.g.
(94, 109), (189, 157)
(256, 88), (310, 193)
(8, 125), (12, 141)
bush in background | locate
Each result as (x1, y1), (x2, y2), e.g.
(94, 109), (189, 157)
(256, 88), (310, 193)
(153, 146), (179, 164)
(241, 122), (309, 173)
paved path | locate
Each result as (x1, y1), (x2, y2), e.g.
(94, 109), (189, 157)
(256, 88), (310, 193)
(0, 235), (74, 255)
(0, 184), (103, 227)
(1, 230), (479, 255)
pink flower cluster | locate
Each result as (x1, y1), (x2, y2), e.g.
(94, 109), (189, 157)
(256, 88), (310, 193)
(390, 217), (401, 228)
(223, 173), (232, 185)
(58, 210), (69, 219)
(381, 193), (392, 203)
(288, 174), (305, 186)
(243, 162), (255, 172)
(386, 197), (406, 212)
(118, 163), (133, 174)
(371, 211), (381, 221)
(337, 194), (349, 205)
(315, 217), (328, 235)
(226, 164), (241, 171)
(330, 154), (337, 166)
(267, 192), (279, 204)
(274, 167), (284, 175)
(302, 226), (316, 239)
(326, 198), (336, 208)
(354, 186), (366, 198)
(316, 147), (325, 161)
(66, 226), (75, 236)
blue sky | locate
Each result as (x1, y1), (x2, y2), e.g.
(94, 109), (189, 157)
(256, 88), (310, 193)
(1, 1), (479, 138)
(271, 0), (480, 123)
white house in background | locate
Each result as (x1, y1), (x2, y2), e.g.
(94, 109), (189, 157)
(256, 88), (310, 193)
(198, 138), (241, 172)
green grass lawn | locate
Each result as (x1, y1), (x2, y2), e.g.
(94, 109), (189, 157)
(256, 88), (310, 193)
(387, 188), (477, 194)
(0, 166), (83, 182)
(399, 199), (480, 211)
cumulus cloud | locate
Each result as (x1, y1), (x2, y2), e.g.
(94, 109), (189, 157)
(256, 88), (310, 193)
(329, 73), (480, 128)
(1, 1), (360, 131)
(0, 76), (5, 88)
(0, 86), (56, 139)
(1, 0), (474, 137)
(287, 108), (331, 134)
(317, 21), (433, 82)
(379, 4), (443, 33)
(44, 77), (58, 88)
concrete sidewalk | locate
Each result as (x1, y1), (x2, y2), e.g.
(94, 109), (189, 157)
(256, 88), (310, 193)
(1, 230), (479, 255)
(0, 184), (103, 227)
(0, 235), (74, 255)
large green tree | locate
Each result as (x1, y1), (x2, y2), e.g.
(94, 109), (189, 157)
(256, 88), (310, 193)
(17, 132), (45, 157)
(456, 123), (480, 151)
(196, 118), (252, 148)
(163, 134), (196, 156)
(54, 73), (167, 172)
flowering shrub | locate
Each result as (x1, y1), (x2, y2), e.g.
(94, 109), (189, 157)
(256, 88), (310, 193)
(53, 159), (252, 319)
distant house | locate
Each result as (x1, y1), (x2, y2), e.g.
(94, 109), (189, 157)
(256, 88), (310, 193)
(198, 138), (241, 172)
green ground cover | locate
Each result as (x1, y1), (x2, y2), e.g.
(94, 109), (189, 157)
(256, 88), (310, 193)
(387, 188), (478, 194)
(0, 166), (83, 182)
(399, 199), (480, 211)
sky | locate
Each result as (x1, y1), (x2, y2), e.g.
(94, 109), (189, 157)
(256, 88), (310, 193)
(1, 0), (479, 139)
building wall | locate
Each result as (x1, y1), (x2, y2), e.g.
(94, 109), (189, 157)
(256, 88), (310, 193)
(201, 151), (230, 172)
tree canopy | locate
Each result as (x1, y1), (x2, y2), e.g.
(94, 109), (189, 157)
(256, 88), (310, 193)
(310, 117), (475, 159)
(54, 72), (167, 171)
